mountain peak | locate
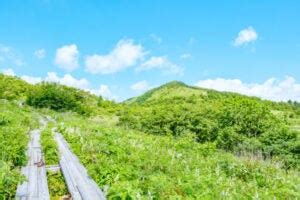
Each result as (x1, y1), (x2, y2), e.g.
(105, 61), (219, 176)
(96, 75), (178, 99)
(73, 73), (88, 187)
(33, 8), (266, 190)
(161, 80), (187, 87)
(125, 81), (207, 104)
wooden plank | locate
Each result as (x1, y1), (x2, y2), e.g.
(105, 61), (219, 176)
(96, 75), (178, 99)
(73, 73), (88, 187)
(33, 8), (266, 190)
(16, 128), (50, 200)
(46, 165), (60, 172)
(54, 132), (106, 200)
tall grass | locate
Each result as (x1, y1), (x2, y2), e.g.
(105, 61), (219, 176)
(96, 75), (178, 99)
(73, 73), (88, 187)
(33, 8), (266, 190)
(57, 113), (300, 199)
(0, 100), (39, 199)
(41, 121), (69, 200)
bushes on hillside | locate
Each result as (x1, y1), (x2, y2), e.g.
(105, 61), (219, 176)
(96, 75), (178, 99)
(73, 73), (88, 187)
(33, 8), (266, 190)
(216, 127), (242, 151)
(119, 93), (299, 169)
(57, 113), (300, 199)
(216, 98), (299, 168)
(26, 83), (90, 114)
(0, 74), (31, 100)
(218, 99), (280, 137)
(120, 96), (220, 141)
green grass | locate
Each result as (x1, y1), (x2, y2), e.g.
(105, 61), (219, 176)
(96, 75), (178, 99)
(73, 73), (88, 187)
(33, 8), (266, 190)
(47, 171), (69, 200)
(41, 121), (69, 199)
(0, 100), (39, 199)
(41, 122), (59, 165)
(289, 117), (300, 130)
(125, 81), (207, 104)
(56, 113), (300, 199)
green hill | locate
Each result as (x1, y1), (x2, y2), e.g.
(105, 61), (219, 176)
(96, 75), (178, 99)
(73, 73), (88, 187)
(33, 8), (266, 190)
(124, 80), (267, 105)
(125, 81), (208, 104)
(0, 74), (299, 199)
(120, 81), (300, 169)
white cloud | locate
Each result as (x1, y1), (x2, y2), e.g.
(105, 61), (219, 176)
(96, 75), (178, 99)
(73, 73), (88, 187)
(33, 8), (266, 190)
(45, 73), (116, 99)
(150, 34), (162, 44)
(233, 26), (258, 46)
(34, 48), (46, 59)
(180, 53), (191, 59)
(44, 72), (90, 90)
(85, 39), (145, 74)
(2, 68), (15, 76)
(0, 44), (24, 66)
(137, 56), (183, 75)
(195, 76), (300, 102)
(55, 44), (79, 71)
(130, 80), (150, 92)
(89, 85), (117, 100)
(2, 68), (42, 84)
(21, 75), (42, 84)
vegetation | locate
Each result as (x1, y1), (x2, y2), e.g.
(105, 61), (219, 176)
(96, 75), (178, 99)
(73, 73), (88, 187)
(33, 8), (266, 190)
(27, 83), (97, 115)
(56, 113), (300, 199)
(47, 171), (69, 200)
(41, 121), (59, 165)
(0, 100), (39, 199)
(0, 74), (32, 101)
(0, 74), (299, 199)
(41, 121), (69, 199)
(26, 82), (120, 116)
(120, 81), (300, 169)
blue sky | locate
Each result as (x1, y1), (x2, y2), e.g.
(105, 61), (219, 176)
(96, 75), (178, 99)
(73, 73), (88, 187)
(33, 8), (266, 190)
(1, 0), (300, 101)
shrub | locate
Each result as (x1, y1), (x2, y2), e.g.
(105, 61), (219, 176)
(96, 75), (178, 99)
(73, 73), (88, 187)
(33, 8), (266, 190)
(0, 161), (25, 199)
(27, 83), (89, 114)
(218, 98), (281, 138)
(0, 74), (31, 100)
(120, 91), (299, 169)
(56, 113), (300, 199)
(216, 127), (242, 151)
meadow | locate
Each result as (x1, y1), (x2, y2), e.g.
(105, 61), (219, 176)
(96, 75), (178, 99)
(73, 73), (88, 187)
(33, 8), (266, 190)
(55, 112), (299, 199)
(0, 75), (299, 199)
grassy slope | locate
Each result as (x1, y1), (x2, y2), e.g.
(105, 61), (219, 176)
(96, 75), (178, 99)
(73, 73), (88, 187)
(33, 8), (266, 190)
(56, 113), (300, 199)
(0, 100), (39, 199)
(124, 81), (298, 117)
(125, 81), (207, 104)
(1, 75), (299, 198)
(123, 80), (300, 141)
(124, 81), (271, 105)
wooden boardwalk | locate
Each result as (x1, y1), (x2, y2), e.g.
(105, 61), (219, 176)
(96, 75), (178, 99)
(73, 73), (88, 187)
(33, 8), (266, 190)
(15, 118), (105, 200)
(54, 132), (106, 200)
(15, 124), (50, 200)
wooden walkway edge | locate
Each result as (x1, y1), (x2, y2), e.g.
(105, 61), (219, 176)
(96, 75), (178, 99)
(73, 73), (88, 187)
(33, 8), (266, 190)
(54, 131), (106, 200)
(15, 120), (50, 200)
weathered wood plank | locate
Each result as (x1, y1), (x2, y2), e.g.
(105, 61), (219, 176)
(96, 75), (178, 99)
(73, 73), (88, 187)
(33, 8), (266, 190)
(46, 165), (60, 172)
(54, 132), (106, 200)
(16, 126), (50, 200)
